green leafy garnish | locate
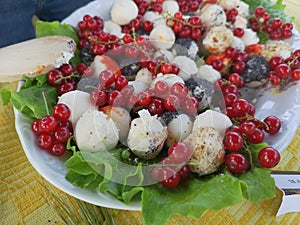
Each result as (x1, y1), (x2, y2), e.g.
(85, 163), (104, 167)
(35, 21), (79, 44)
(0, 74), (58, 118)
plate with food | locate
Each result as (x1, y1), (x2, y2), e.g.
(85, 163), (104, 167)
(2, 0), (300, 224)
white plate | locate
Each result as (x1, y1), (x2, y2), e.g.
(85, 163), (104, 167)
(14, 0), (300, 211)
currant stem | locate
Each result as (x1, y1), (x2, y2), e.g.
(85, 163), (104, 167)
(42, 91), (50, 116)
(243, 141), (254, 172)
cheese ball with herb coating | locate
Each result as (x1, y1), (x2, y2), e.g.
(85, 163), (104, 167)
(183, 127), (225, 176)
(240, 54), (270, 88)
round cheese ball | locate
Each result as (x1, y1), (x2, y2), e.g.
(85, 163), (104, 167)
(149, 25), (176, 50)
(111, 0), (138, 26)
(184, 127), (225, 176)
(202, 25), (234, 54)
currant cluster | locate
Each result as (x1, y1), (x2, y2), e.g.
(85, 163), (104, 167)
(166, 12), (205, 40)
(225, 8), (239, 24)
(215, 78), (281, 174)
(90, 69), (198, 116)
(47, 63), (91, 95)
(177, 0), (202, 14)
(268, 49), (300, 85)
(31, 104), (72, 157)
(134, 0), (164, 15)
(151, 142), (191, 188)
(206, 46), (249, 75)
(140, 55), (180, 78)
(249, 6), (294, 40)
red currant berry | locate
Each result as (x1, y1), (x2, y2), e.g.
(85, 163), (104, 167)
(170, 82), (188, 99)
(90, 89), (108, 106)
(115, 75), (128, 91)
(258, 147), (280, 168)
(291, 69), (300, 80)
(154, 80), (169, 96)
(58, 80), (77, 95)
(239, 121), (256, 136)
(160, 167), (180, 188)
(39, 115), (58, 133)
(269, 56), (284, 69)
(108, 90), (124, 107)
(233, 27), (244, 37)
(137, 91), (152, 106)
(167, 142), (192, 164)
(37, 133), (55, 150)
(148, 98), (165, 116)
(99, 70), (116, 89)
(54, 127), (71, 143)
(223, 131), (244, 151)
(163, 95), (181, 111)
(32, 119), (42, 136)
(263, 116), (281, 135)
(178, 165), (190, 181)
(52, 103), (71, 122)
(254, 6), (265, 17)
(275, 64), (292, 79)
(47, 69), (63, 87)
(181, 96), (199, 115)
(225, 153), (248, 174)
(60, 64), (74, 76)
(50, 143), (67, 157)
(247, 128), (264, 144)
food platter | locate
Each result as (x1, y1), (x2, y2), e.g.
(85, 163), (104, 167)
(14, 0), (300, 212)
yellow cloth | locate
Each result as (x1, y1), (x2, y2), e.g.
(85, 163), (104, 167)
(1, 1), (300, 224)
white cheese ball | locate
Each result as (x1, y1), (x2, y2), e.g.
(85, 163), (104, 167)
(100, 106), (131, 142)
(58, 90), (97, 126)
(74, 109), (119, 152)
(127, 109), (167, 159)
(149, 25), (176, 50)
(240, 28), (260, 46)
(103, 20), (123, 38)
(150, 73), (184, 89)
(172, 55), (198, 81)
(143, 11), (165, 27)
(200, 4), (226, 29)
(197, 64), (221, 84)
(202, 25), (234, 54)
(162, 0), (180, 16)
(261, 40), (293, 61)
(166, 113), (193, 147)
(111, 0), (138, 26)
(233, 16), (248, 29)
(184, 127), (225, 176)
(135, 68), (153, 85)
(217, 0), (239, 10)
(192, 109), (232, 138)
(236, 1), (249, 17)
(231, 36), (245, 51)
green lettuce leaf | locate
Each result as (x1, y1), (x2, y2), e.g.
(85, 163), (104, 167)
(64, 148), (145, 204)
(35, 21), (79, 43)
(0, 74), (58, 118)
(142, 174), (244, 225)
(239, 168), (276, 202)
